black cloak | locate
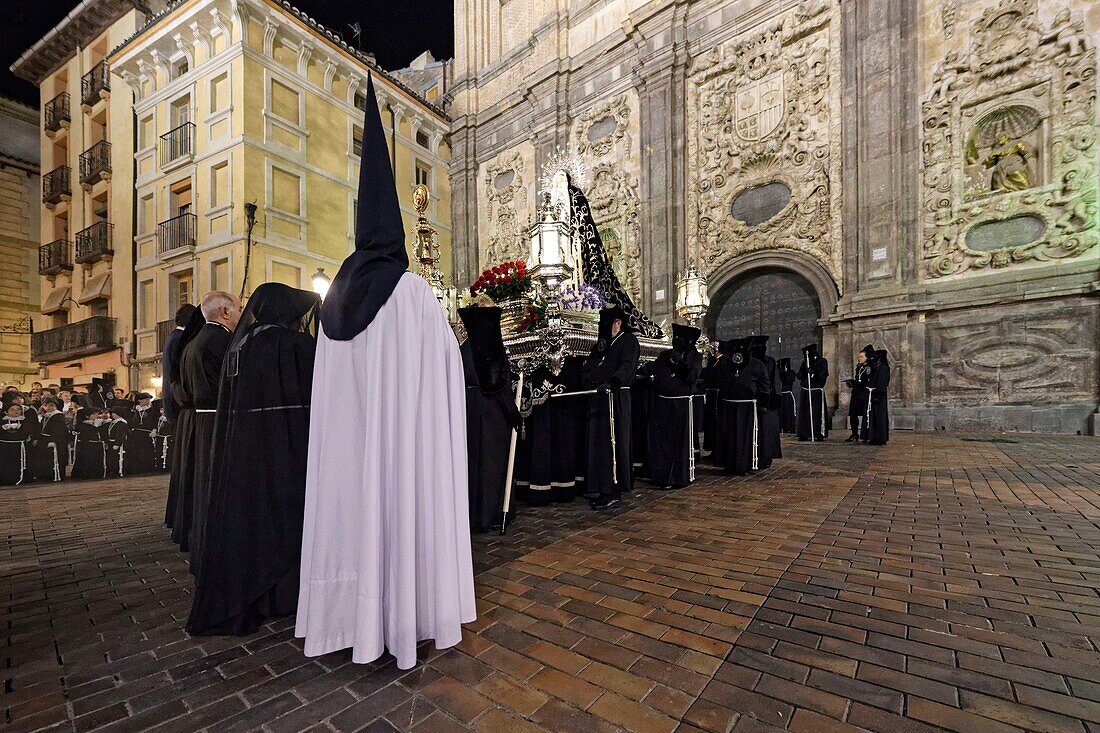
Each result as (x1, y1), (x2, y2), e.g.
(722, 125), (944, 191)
(866, 349), (890, 445)
(319, 74), (409, 341)
(0, 414), (31, 485)
(716, 339), (770, 475)
(749, 335), (782, 465)
(846, 344), (875, 439)
(796, 343), (829, 441)
(646, 324), (703, 488)
(458, 307), (521, 531)
(582, 307), (640, 499)
(188, 283), (320, 636)
(777, 358), (798, 433)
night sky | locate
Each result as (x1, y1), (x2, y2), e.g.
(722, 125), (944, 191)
(0, 0), (453, 108)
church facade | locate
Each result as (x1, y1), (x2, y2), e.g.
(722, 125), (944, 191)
(449, 0), (1099, 434)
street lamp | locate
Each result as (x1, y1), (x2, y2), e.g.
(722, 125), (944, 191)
(311, 267), (331, 300)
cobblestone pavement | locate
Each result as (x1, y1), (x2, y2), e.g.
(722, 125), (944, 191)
(3, 432), (1100, 733)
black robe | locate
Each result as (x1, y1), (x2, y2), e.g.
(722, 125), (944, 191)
(701, 355), (723, 458)
(582, 331), (640, 499)
(778, 368), (798, 434)
(32, 411), (68, 482)
(716, 357), (769, 475)
(461, 342), (519, 529)
(516, 359), (586, 504)
(630, 373), (654, 475)
(71, 414), (106, 480)
(755, 354), (780, 469)
(646, 348), (702, 488)
(187, 323), (315, 636)
(171, 322), (232, 556)
(104, 418), (130, 478)
(847, 363), (873, 439)
(126, 406), (158, 475)
(867, 361), (890, 445)
(0, 415), (30, 485)
(797, 357), (830, 441)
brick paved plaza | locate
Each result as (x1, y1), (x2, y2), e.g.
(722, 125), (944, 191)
(3, 432), (1100, 733)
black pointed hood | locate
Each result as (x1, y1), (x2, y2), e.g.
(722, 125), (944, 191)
(320, 75), (409, 341)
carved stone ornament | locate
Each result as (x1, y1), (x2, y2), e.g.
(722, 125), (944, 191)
(571, 93), (643, 304)
(481, 151), (528, 267)
(573, 95), (630, 158)
(686, 3), (842, 288)
(920, 0), (1097, 278)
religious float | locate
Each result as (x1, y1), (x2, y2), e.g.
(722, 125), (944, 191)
(413, 153), (714, 531)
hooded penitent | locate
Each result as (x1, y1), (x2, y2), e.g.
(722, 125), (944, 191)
(671, 324), (701, 355)
(458, 306), (522, 532)
(297, 72), (474, 670)
(319, 75), (410, 341)
(188, 282), (320, 636)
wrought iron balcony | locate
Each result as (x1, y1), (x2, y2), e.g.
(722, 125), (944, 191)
(79, 140), (112, 186)
(44, 92), (70, 133)
(160, 122), (194, 166)
(75, 221), (114, 264)
(38, 239), (73, 276)
(81, 60), (110, 106)
(43, 165), (71, 205)
(157, 212), (197, 257)
(31, 316), (116, 363)
(155, 319), (174, 354)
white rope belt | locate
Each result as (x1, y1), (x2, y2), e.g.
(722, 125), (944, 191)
(781, 390), (797, 418)
(245, 405), (310, 413)
(723, 398), (758, 470)
(194, 409), (217, 414)
(864, 387), (874, 435)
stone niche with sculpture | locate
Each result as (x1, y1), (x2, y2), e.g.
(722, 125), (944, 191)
(478, 144), (536, 268)
(921, 0), (1097, 277)
(686, 0), (843, 288)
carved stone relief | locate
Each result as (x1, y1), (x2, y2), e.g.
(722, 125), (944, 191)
(686, 1), (843, 288)
(928, 301), (1097, 403)
(571, 92), (643, 304)
(920, 0), (1097, 277)
(478, 146), (533, 268)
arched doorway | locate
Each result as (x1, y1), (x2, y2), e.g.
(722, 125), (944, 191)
(706, 268), (821, 363)
(703, 250), (839, 365)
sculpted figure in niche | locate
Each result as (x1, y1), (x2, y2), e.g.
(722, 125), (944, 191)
(1042, 9), (1086, 57)
(984, 133), (1034, 192)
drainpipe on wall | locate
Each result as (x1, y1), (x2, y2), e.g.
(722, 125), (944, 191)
(129, 106), (139, 391)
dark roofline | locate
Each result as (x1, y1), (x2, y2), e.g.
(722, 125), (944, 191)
(10, 0), (136, 84)
(110, 0), (449, 121)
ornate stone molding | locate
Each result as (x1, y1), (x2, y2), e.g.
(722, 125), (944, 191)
(481, 150), (530, 267)
(573, 95), (631, 159)
(920, 1), (1097, 278)
(686, 3), (843, 290)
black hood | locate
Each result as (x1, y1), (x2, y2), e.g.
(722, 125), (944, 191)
(458, 307), (511, 393)
(320, 75), (409, 341)
(749, 335), (769, 360)
(860, 343), (875, 359)
(778, 357), (793, 375)
(727, 338), (751, 369)
(671, 323), (701, 353)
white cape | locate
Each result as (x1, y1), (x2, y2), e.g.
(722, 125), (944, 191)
(296, 272), (476, 669)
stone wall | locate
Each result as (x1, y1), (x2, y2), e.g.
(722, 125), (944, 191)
(450, 0), (1100, 433)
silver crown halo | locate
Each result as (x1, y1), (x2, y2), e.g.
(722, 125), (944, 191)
(539, 148), (588, 194)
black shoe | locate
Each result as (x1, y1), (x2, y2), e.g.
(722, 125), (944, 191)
(845, 435), (858, 443)
(591, 496), (621, 510)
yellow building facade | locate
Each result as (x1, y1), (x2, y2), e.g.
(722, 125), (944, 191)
(11, 0), (163, 393)
(109, 0), (451, 394)
(12, 0), (450, 396)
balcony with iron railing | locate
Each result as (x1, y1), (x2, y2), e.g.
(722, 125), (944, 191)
(160, 122), (194, 168)
(44, 92), (70, 134)
(31, 316), (116, 363)
(81, 60), (110, 107)
(157, 212), (196, 258)
(75, 221), (114, 264)
(43, 165), (71, 205)
(38, 239), (73, 276)
(79, 140), (112, 186)
(155, 319), (174, 354)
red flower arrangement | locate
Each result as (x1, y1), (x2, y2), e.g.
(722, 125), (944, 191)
(469, 260), (532, 302)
